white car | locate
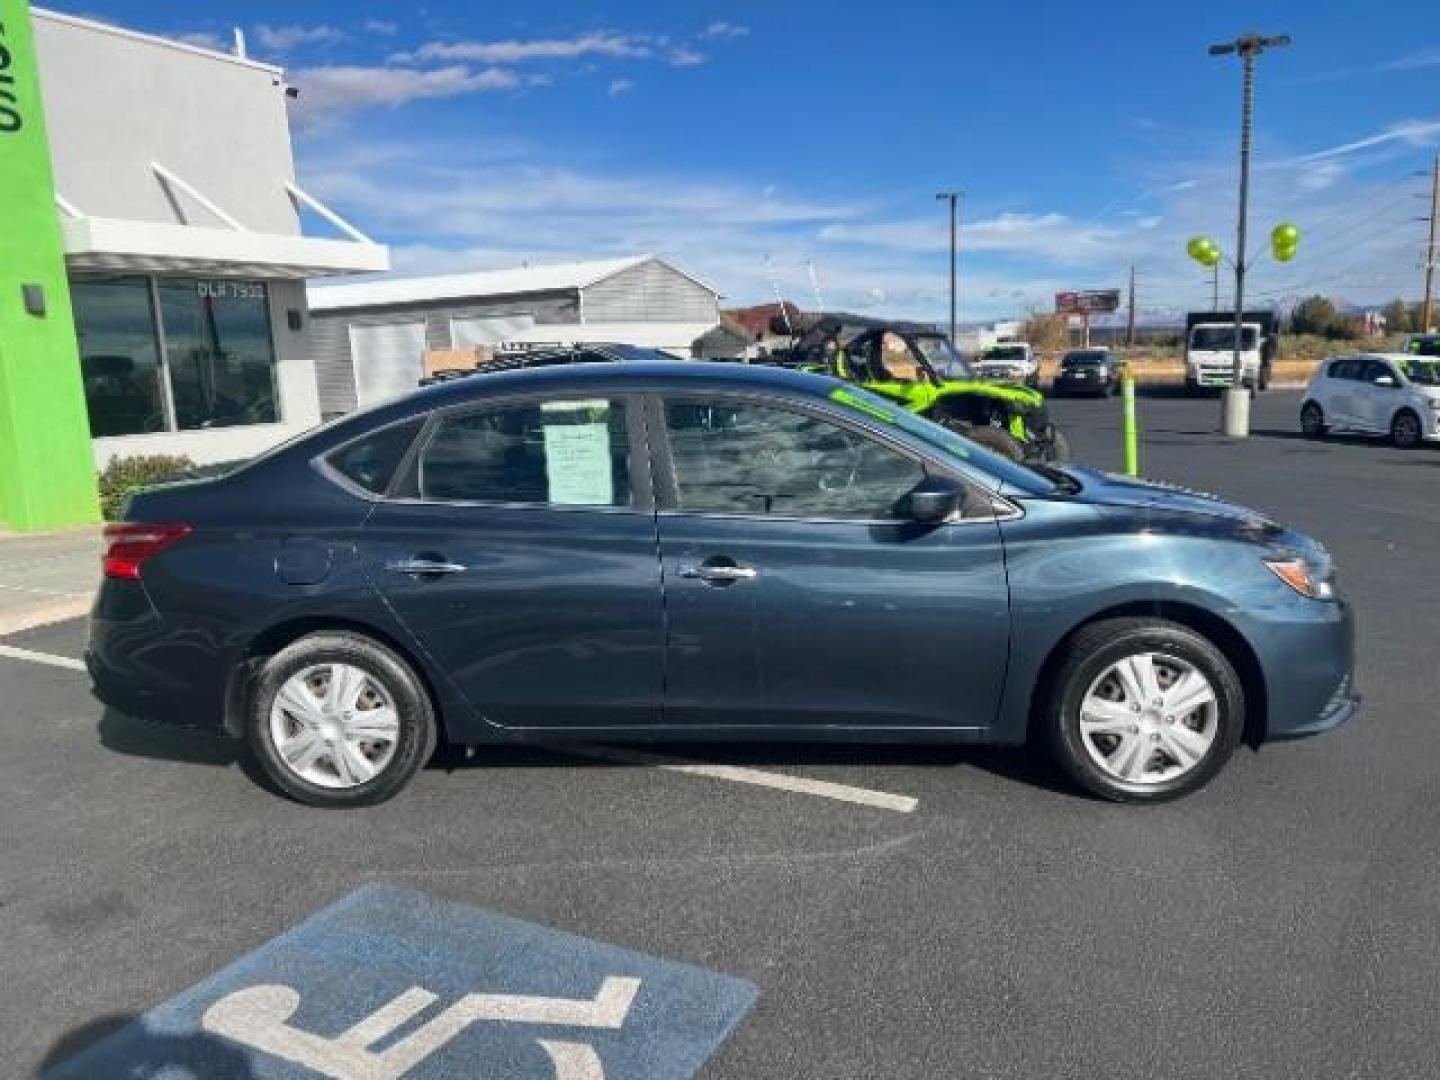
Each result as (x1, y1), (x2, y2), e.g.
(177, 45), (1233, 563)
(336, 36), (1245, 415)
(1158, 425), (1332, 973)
(974, 343), (1040, 387)
(1301, 353), (1440, 448)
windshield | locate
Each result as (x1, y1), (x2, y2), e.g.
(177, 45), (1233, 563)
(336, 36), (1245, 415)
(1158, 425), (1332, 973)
(1191, 326), (1258, 351)
(825, 384), (1056, 496)
(912, 334), (974, 377)
(1399, 358), (1440, 386)
(981, 346), (1029, 363)
(1063, 351), (1109, 367)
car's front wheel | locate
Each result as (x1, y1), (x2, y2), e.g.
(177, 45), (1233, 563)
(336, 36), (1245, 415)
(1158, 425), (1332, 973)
(1300, 401), (1327, 438)
(247, 632), (438, 807)
(1046, 618), (1243, 802)
(1391, 409), (1423, 449)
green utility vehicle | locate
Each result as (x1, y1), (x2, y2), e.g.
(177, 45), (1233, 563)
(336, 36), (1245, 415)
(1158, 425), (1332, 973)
(771, 319), (1069, 462)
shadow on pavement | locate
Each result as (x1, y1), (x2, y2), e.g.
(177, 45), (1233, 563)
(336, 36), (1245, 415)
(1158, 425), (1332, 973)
(37, 1014), (257, 1079)
(97, 708), (1086, 801)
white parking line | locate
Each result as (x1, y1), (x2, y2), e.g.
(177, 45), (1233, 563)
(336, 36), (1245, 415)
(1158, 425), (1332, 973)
(0, 643), (86, 672)
(0, 643), (920, 813)
(562, 744), (919, 814)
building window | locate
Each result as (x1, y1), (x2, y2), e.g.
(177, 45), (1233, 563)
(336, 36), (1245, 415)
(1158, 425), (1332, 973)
(72, 276), (281, 437)
(159, 280), (279, 430)
(72, 277), (167, 437)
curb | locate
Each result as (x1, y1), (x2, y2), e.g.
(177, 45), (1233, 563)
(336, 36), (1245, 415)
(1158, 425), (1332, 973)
(0, 595), (94, 637)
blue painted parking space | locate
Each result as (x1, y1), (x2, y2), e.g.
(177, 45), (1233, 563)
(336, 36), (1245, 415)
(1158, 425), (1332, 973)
(44, 884), (758, 1079)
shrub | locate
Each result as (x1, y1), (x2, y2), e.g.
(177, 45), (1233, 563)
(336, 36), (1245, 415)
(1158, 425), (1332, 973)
(98, 454), (195, 521)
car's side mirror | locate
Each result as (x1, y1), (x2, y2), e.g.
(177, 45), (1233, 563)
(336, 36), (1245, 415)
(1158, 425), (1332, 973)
(905, 481), (964, 523)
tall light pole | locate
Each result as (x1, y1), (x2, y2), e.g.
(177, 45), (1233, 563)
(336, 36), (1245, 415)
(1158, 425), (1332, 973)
(1422, 154), (1438, 334)
(936, 192), (962, 345)
(1209, 31), (1290, 437)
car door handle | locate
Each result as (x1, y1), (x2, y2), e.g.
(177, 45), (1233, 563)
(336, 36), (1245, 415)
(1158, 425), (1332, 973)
(386, 558), (468, 576)
(679, 563), (757, 584)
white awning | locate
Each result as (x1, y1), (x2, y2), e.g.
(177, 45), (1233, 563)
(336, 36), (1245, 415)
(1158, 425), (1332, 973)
(62, 216), (389, 279)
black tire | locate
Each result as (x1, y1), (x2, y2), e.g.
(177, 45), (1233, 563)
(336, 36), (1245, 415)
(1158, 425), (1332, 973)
(1300, 400), (1326, 438)
(1045, 618), (1244, 803)
(1391, 409), (1423, 449)
(960, 424), (1025, 461)
(1047, 427), (1072, 463)
(247, 632), (438, 807)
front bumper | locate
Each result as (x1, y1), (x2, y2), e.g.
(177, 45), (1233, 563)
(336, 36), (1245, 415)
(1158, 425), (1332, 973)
(1249, 593), (1359, 742)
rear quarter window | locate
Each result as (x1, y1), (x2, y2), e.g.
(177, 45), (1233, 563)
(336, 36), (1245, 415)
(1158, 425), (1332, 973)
(326, 418), (425, 495)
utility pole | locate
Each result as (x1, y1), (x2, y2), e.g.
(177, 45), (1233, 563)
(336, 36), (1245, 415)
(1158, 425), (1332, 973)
(1209, 30), (1291, 438)
(936, 192), (962, 345)
(1210, 262), (1220, 312)
(1126, 264), (1137, 345)
(1423, 154), (1439, 334)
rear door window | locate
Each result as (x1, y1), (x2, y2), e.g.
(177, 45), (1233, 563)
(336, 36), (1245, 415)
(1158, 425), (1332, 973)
(418, 398), (632, 507)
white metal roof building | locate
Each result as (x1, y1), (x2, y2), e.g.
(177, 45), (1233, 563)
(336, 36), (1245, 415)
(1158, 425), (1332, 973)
(305, 256), (722, 416)
(31, 8), (388, 467)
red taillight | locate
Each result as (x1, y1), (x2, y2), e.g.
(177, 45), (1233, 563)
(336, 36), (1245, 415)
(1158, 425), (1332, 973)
(102, 523), (193, 580)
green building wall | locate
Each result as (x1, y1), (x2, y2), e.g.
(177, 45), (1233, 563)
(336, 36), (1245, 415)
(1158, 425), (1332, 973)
(0, 0), (100, 532)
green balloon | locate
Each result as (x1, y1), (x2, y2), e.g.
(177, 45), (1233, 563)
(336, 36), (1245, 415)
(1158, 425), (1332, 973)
(1187, 236), (1210, 261)
(1271, 222), (1300, 246)
(1273, 243), (1297, 263)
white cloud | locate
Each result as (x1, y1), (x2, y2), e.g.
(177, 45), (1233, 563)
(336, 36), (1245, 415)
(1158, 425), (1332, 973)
(253, 23), (345, 53)
(396, 33), (655, 65)
(1381, 47), (1440, 72)
(1298, 118), (1440, 162)
(363, 19), (398, 37)
(290, 66), (519, 126)
(701, 22), (750, 40)
(1167, 179), (1199, 192)
(608, 78), (634, 97)
(668, 47), (706, 68)
(820, 211), (1132, 264)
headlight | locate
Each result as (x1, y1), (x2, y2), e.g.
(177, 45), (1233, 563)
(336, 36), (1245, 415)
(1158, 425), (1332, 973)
(1264, 557), (1334, 600)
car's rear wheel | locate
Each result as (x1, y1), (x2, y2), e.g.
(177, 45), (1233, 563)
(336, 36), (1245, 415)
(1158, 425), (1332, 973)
(1391, 409), (1423, 449)
(247, 632), (437, 807)
(1300, 401), (1327, 438)
(1046, 618), (1243, 802)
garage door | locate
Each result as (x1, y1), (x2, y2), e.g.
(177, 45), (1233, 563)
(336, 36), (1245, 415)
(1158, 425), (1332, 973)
(450, 315), (536, 348)
(350, 321), (427, 409)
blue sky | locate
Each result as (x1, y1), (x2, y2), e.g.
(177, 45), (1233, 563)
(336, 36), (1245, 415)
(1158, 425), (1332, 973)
(69, 1), (1440, 323)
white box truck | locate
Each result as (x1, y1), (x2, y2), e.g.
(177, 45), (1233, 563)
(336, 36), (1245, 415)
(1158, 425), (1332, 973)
(1184, 311), (1278, 393)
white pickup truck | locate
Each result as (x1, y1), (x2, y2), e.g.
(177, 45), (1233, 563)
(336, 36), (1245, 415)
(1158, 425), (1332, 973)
(974, 342), (1040, 388)
(1183, 312), (1277, 393)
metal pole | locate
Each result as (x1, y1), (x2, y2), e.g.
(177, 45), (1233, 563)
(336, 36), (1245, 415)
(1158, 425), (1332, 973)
(936, 192), (961, 345)
(1423, 154), (1439, 333)
(1126, 264), (1136, 346)
(1209, 31), (1290, 437)
(1211, 263), (1220, 312)
(1230, 47), (1253, 392)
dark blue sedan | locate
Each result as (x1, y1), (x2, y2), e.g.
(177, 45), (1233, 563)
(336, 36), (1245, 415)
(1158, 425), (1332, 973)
(88, 355), (1357, 806)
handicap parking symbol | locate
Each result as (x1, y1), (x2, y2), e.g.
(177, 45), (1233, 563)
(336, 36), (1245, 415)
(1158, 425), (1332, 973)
(44, 884), (758, 1079)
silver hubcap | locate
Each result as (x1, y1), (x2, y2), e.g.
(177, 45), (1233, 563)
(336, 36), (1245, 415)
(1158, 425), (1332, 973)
(1079, 652), (1219, 786)
(1396, 415), (1418, 441)
(269, 663), (400, 789)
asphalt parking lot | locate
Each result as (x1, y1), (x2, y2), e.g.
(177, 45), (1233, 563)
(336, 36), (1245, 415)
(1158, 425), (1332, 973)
(4, 388), (1439, 1079)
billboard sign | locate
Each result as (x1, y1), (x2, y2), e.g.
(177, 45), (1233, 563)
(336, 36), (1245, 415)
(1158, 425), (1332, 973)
(1056, 289), (1121, 314)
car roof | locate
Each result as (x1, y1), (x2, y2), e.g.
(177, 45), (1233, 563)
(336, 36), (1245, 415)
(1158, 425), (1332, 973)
(412, 358), (831, 405)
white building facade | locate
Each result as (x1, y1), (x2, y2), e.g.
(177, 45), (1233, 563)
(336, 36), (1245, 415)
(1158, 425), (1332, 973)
(33, 8), (388, 467)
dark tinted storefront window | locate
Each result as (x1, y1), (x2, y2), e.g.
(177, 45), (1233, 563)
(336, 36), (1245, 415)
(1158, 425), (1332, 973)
(158, 280), (278, 430)
(71, 277), (166, 437)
